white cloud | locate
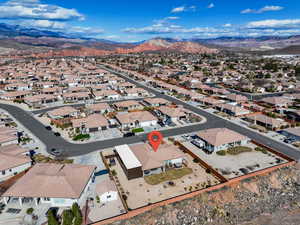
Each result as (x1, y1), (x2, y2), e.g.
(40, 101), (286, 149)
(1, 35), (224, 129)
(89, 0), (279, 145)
(171, 6), (196, 13)
(70, 26), (104, 35)
(259, 6), (284, 13)
(171, 6), (185, 13)
(123, 17), (300, 39)
(207, 3), (214, 9)
(0, 0), (84, 21)
(223, 23), (232, 27)
(241, 5), (284, 14)
(166, 16), (180, 20)
(241, 8), (255, 14)
(247, 19), (300, 28)
(20, 19), (66, 29)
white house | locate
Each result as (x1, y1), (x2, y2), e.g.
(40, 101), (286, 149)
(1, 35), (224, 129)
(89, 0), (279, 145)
(197, 128), (250, 152)
(0, 144), (32, 181)
(2, 163), (96, 207)
(115, 111), (158, 130)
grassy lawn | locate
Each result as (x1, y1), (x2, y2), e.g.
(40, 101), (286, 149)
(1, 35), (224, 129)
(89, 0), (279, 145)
(227, 146), (252, 155)
(72, 133), (90, 141)
(132, 128), (144, 133)
(144, 167), (193, 185)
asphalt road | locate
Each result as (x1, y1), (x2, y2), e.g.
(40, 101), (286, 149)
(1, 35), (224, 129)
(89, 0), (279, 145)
(209, 83), (299, 100)
(31, 97), (150, 115)
(0, 65), (300, 161)
(101, 65), (300, 161)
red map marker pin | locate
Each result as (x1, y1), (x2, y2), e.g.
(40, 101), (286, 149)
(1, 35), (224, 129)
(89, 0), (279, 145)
(148, 131), (163, 152)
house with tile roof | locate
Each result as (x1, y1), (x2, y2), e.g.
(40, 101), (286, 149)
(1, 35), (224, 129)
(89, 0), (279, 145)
(2, 163), (95, 207)
(196, 128), (250, 152)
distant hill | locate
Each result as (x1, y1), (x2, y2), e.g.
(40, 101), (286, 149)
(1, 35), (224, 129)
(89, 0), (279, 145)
(1, 22), (300, 56)
(115, 38), (218, 54)
(193, 35), (300, 52)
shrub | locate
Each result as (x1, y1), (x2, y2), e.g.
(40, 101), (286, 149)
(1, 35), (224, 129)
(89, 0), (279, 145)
(227, 146), (252, 155)
(62, 209), (74, 225)
(111, 169), (117, 176)
(216, 150), (226, 156)
(74, 215), (83, 225)
(131, 128), (144, 133)
(71, 203), (82, 225)
(193, 158), (200, 163)
(96, 195), (100, 203)
(26, 208), (34, 215)
(47, 210), (59, 225)
(72, 134), (90, 141)
(122, 194), (128, 201)
(255, 147), (268, 154)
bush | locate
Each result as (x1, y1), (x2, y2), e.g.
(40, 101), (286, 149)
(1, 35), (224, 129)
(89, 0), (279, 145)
(96, 195), (100, 203)
(47, 210), (59, 225)
(62, 209), (74, 225)
(227, 146), (252, 155)
(193, 158), (200, 163)
(71, 203), (82, 225)
(122, 194), (128, 201)
(72, 133), (90, 141)
(255, 147), (268, 154)
(26, 208), (34, 215)
(131, 128), (144, 133)
(216, 150), (226, 156)
(111, 169), (117, 176)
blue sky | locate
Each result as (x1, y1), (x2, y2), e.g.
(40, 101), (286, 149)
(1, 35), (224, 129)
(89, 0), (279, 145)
(0, 0), (299, 41)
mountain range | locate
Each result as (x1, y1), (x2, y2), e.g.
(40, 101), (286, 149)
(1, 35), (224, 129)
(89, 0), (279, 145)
(0, 23), (300, 57)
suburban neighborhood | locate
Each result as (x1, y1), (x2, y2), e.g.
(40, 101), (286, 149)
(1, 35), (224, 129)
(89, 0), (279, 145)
(0, 53), (299, 225)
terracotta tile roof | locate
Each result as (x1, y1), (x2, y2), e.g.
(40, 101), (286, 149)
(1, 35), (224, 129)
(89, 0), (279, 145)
(115, 111), (157, 124)
(48, 106), (78, 117)
(72, 114), (108, 128)
(261, 97), (293, 106)
(3, 163), (95, 198)
(143, 98), (171, 105)
(197, 128), (248, 147)
(86, 103), (111, 112)
(0, 145), (31, 171)
(130, 143), (185, 170)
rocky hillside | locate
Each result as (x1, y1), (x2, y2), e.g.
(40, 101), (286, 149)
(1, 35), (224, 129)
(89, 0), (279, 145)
(116, 39), (218, 54)
(197, 35), (300, 51)
(113, 164), (300, 225)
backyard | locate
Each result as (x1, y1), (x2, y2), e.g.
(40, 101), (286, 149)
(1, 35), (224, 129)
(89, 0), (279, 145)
(144, 168), (193, 185)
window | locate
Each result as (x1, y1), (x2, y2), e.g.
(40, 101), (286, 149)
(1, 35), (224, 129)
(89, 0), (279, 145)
(9, 169), (12, 172)
(107, 195), (111, 199)
(2, 170), (5, 175)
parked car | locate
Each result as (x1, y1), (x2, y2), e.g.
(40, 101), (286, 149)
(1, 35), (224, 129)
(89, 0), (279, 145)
(123, 132), (135, 137)
(54, 132), (61, 137)
(50, 148), (62, 156)
(45, 126), (52, 130)
(284, 138), (295, 144)
(191, 139), (204, 149)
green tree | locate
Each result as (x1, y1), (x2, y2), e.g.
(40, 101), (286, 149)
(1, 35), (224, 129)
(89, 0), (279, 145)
(47, 210), (59, 225)
(62, 210), (74, 225)
(71, 203), (83, 225)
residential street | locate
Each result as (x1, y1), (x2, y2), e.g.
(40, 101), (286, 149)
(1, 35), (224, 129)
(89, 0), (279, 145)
(0, 65), (299, 161)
